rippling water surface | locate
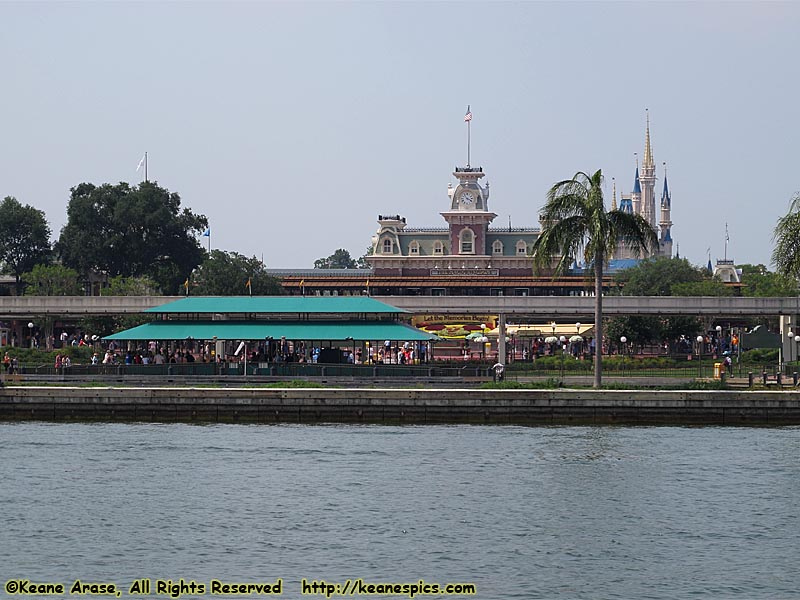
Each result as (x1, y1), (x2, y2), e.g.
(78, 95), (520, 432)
(1, 423), (799, 599)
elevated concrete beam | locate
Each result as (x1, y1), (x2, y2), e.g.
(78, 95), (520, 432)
(0, 295), (798, 319)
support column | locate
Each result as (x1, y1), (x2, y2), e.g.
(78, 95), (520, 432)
(498, 313), (507, 366)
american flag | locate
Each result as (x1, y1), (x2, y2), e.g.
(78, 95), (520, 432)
(464, 106), (472, 122)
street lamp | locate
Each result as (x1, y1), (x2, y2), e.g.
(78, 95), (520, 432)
(27, 322), (34, 348)
(696, 335), (704, 378)
(559, 335), (566, 382)
(716, 324), (722, 356)
(620, 336), (627, 378)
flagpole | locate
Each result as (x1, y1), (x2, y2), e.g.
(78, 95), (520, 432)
(145, 152), (148, 183)
(724, 223), (729, 261)
(467, 115), (471, 168)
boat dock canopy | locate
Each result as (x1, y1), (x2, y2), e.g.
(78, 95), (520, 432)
(104, 320), (439, 342)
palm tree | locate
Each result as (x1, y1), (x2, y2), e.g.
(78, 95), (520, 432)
(772, 192), (800, 279)
(531, 170), (658, 388)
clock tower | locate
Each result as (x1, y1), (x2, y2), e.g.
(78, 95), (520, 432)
(441, 166), (496, 255)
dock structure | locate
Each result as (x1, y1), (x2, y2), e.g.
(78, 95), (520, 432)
(2, 387), (800, 426)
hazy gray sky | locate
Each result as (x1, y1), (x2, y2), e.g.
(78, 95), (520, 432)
(2, 1), (798, 270)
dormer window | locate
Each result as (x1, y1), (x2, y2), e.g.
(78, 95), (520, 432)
(433, 241), (443, 255)
(460, 228), (475, 254)
(382, 238), (393, 254)
(516, 240), (528, 255)
(492, 240), (503, 255)
(409, 241), (420, 255)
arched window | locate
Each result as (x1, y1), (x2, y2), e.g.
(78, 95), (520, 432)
(492, 240), (503, 255)
(382, 238), (393, 254)
(460, 228), (474, 254)
(433, 241), (444, 255)
(409, 241), (420, 255)
(516, 240), (528, 255)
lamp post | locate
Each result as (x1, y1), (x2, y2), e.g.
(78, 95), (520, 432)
(620, 336), (627, 378)
(575, 321), (582, 358)
(27, 322), (34, 349)
(559, 335), (566, 382)
(696, 335), (704, 378)
(716, 324), (722, 357)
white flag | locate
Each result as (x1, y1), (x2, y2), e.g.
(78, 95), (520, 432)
(136, 154), (146, 172)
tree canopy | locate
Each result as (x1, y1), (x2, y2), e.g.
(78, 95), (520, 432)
(0, 196), (52, 293)
(56, 181), (208, 294)
(314, 249), (358, 269)
(614, 256), (705, 296)
(22, 264), (82, 296)
(191, 250), (283, 296)
(740, 264), (798, 297)
(772, 192), (800, 280)
(101, 275), (160, 296)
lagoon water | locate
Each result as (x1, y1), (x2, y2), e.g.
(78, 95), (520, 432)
(1, 423), (799, 599)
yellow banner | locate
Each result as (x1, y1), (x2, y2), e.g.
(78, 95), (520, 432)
(412, 315), (497, 339)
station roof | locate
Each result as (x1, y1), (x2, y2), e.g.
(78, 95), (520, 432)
(105, 320), (439, 342)
(146, 296), (405, 315)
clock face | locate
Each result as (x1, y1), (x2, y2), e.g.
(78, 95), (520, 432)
(460, 191), (475, 206)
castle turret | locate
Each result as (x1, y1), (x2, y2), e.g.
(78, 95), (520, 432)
(631, 160), (642, 217)
(639, 110), (657, 229)
(659, 162), (673, 257)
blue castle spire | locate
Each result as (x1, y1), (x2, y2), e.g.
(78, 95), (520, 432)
(661, 173), (671, 208)
(633, 167), (641, 194)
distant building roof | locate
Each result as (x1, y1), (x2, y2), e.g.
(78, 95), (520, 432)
(267, 268), (373, 278)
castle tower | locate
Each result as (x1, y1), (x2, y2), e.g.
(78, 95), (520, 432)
(631, 158), (642, 217)
(659, 162), (673, 257)
(640, 111), (657, 229)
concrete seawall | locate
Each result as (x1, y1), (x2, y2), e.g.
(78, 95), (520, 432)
(2, 387), (800, 425)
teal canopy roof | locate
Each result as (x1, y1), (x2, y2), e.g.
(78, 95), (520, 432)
(105, 320), (439, 342)
(146, 296), (405, 314)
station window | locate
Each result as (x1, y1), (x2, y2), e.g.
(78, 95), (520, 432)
(460, 229), (474, 254)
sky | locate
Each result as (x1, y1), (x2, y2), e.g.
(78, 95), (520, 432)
(2, 1), (799, 271)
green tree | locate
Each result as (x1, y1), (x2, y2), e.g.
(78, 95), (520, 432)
(0, 196), (52, 294)
(740, 264), (798, 297)
(22, 264), (82, 296)
(672, 279), (732, 296)
(192, 250), (283, 295)
(531, 169), (658, 387)
(56, 181), (208, 293)
(773, 192), (800, 280)
(314, 249), (358, 269)
(614, 256), (706, 296)
(101, 275), (160, 296)
(356, 245), (374, 269)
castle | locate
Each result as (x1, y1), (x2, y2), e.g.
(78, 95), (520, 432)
(613, 112), (674, 260)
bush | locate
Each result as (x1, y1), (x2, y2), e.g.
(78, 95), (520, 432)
(0, 345), (95, 366)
